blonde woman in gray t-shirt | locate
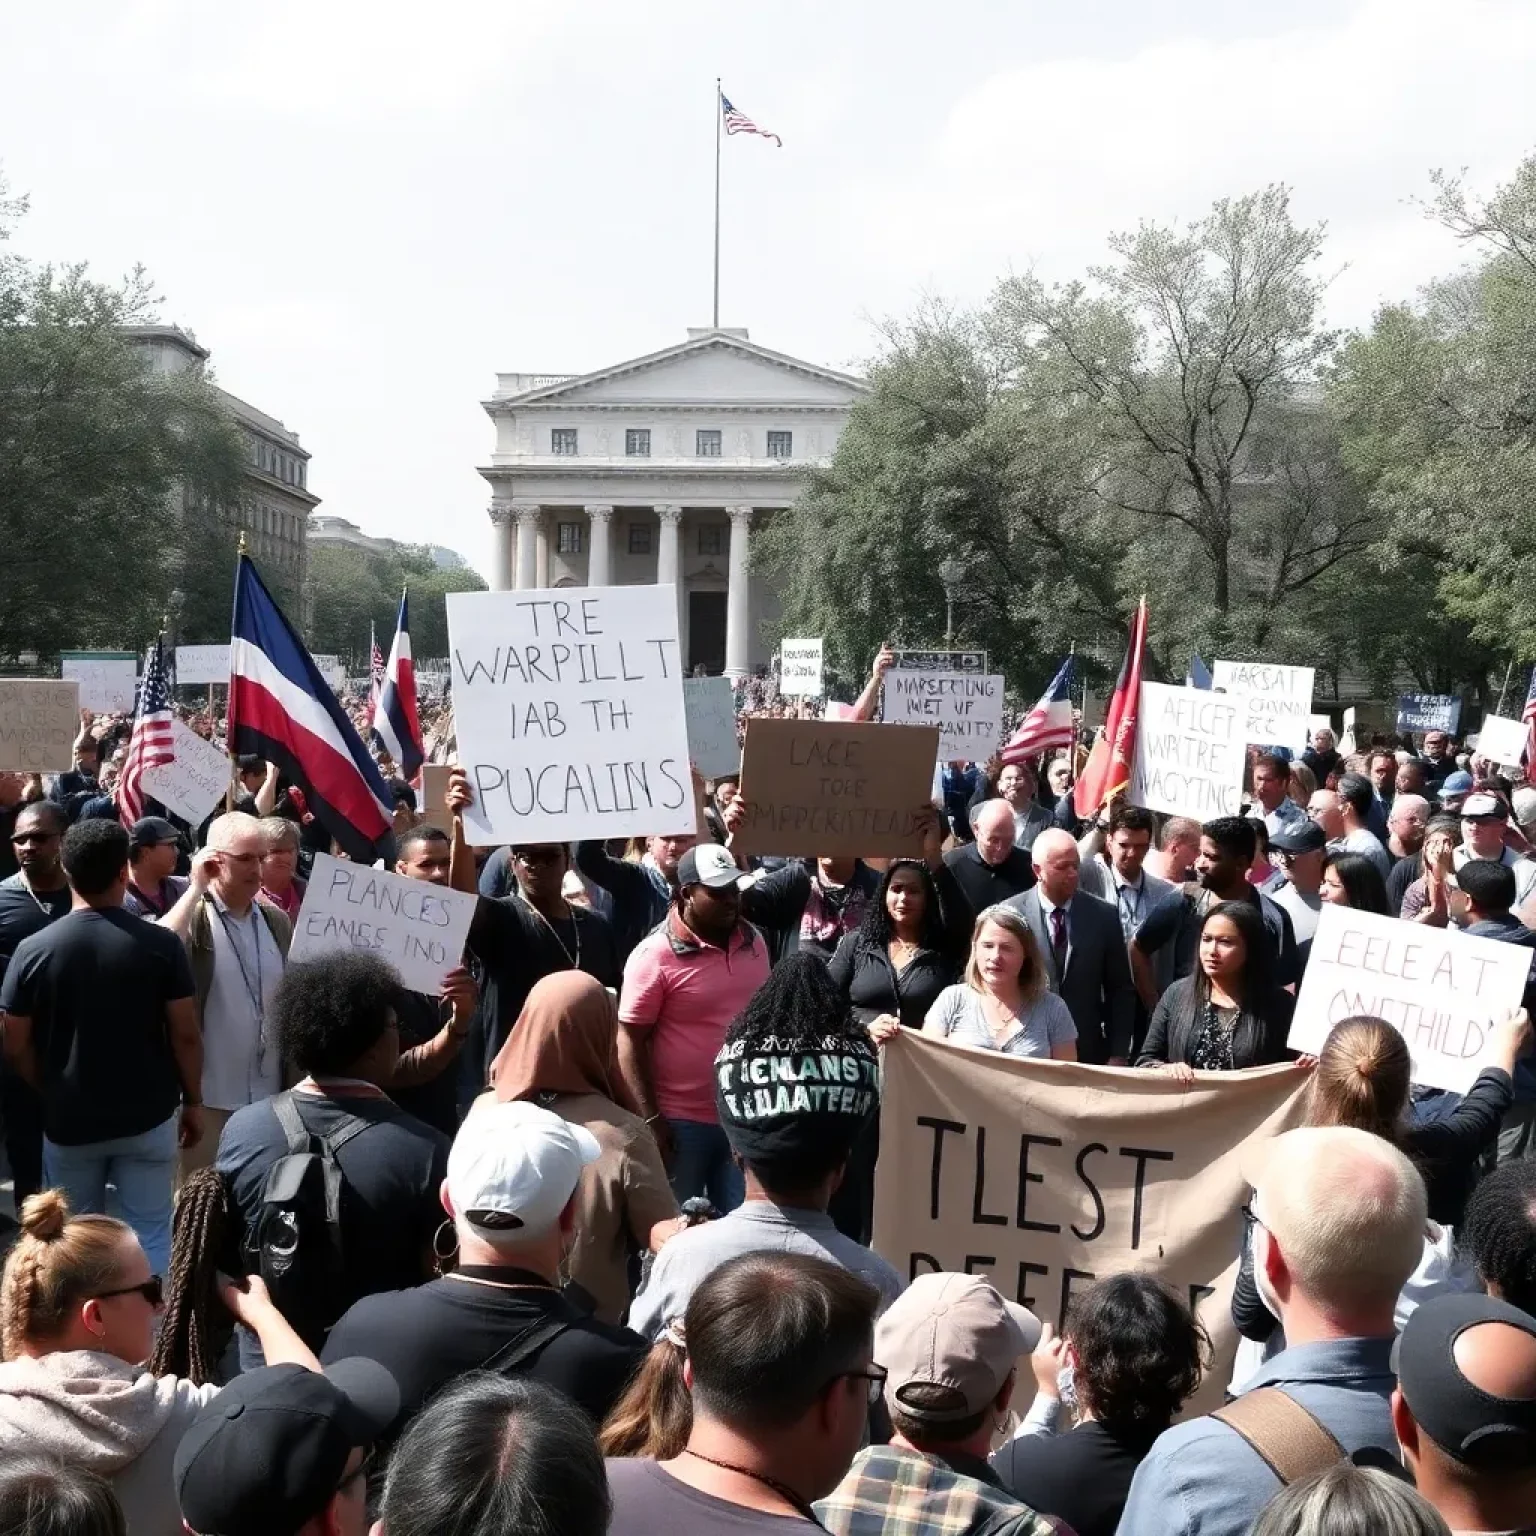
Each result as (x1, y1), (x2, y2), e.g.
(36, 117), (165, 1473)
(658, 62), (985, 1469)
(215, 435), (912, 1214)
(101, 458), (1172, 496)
(923, 905), (1078, 1059)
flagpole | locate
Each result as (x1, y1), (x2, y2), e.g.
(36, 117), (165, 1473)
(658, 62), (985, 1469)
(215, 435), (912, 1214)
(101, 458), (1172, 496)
(712, 76), (722, 330)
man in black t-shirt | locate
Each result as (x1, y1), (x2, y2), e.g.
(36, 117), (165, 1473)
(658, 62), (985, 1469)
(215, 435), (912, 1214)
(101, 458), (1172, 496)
(0, 819), (201, 1277)
(944, 799), (1036, 916)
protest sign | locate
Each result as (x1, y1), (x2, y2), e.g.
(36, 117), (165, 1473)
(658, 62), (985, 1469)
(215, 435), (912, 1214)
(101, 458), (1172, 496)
(1129, 682), (1245, 821)
(779, 639), (824, 697)
(1308, 713), (1333, 741)
(174, 645), (231, 687)
(1082, 689), (1101, 729)
(310, 654), (347, 691)
(289, 852), (478, 996)
(890, 649), (988, 674)
(873, 1033), (1307, 1412)
(446, 585), (693, 847)
(1476, 712), (1528, 768)
(1339, 705), (1359, 755)
(1289, 904), (1531, 1094)
(737, 718), (939, 858)
(0, 680), (80, 772)
(1397, 694), (1462, 736)
(683, 676), (740, 780)
(141, 720), (231, 826)
(418, 764), (454, 831)
(60, 651), (137, 712)
(885, 671), (1005, 761)
(1211, 660), (1314, 749)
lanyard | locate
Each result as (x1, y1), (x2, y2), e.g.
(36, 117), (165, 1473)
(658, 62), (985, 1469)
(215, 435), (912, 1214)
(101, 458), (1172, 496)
(216, 906), (268, 1064)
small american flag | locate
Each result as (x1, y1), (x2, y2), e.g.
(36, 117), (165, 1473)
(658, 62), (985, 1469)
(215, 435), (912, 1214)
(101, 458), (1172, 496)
(1522, 664), (1536, 768)
(369, 624), (386, 715)
(1001, 655), (1077, 766)
(721, 92), (781, 147)
(119, 637), (175, 825)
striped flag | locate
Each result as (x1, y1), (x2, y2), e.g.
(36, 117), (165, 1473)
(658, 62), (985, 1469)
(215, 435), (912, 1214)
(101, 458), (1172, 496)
(368, 624), (385, 716)
(119, 636), (175, 826)
(229, 555), (394, 863)
(1000, 656), (1076, 765)
(371, 589), (423, 779)
(721, 92), (781, 147)
(1074, 599), (1150, 819)
(1523, 664), (1536, 767)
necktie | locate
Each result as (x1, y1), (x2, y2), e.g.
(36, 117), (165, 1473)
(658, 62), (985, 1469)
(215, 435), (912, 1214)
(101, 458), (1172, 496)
(1050, 906), (1068, 975)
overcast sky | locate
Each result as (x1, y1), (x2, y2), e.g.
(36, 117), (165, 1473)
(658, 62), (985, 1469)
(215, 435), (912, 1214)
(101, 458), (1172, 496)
(4, 1), (1535, 582)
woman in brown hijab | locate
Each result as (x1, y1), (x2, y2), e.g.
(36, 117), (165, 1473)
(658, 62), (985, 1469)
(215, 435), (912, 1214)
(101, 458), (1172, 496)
(487, 972), (681, 1324)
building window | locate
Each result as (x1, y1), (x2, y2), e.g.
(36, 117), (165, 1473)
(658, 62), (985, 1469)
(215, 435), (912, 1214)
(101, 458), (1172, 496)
(297, 462), (305, 488)
(557, 521), (583, 554)
(696, 429), (722, 457)
(698, 524), (725, 556)
(767, 430), (793, 459)
(625, 428), (651, 457)
(628, 522), (651, 555)
(551, 428), (579, 455)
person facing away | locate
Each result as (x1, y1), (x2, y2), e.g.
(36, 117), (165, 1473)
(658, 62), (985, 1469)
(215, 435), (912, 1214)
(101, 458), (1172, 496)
(1247, 1462), (1451, 1536)
(0, 1456), (128, 1536)
(1115, 1125), (1430, 1536)
(1316, 775), (1393, 880)
(628, 954), (901, 1340)
(817, 1271), (1065, 1536)
(607, 1250), (882, 1534)
(0, 818), (202, 1279)
(1459, 1157), (1536, 1315)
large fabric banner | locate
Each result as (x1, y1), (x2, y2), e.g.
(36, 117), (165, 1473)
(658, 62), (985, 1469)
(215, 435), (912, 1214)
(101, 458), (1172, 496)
(873, 1033), (1308, 1409)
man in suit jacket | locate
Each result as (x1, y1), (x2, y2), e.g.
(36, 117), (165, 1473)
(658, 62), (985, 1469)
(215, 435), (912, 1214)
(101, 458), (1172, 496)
(1004, 829), (1136, 1065)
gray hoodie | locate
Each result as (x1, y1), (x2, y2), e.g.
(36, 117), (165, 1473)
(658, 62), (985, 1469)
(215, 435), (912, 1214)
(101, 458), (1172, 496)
(0, 1350), (218, 1534)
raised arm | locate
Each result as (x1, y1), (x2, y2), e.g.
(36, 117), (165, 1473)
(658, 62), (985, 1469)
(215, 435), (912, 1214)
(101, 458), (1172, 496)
(848, 644), (894, 723)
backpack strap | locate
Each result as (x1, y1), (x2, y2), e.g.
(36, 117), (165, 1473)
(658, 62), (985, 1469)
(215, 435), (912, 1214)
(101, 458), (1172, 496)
(477, 1308), (574, 1376)
(270, 1092), (311, 1156)
(1212, 1387), (1347, 1487)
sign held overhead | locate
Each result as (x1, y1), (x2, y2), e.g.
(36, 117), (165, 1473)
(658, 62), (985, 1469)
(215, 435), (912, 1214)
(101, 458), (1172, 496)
(1211, 660), (1314, 750)
(141, 720), (232, 827)
(779, 638), (824, 697)
(683, 676), (741, 781)
(1129, 682), (1246, 822)
(0, 680), (80, 773)
(885, 671), (1005, 762)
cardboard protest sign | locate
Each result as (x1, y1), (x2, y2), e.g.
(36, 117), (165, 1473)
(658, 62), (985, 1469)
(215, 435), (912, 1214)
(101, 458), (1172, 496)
(0, 680), (80, 772)
(60, 651), (137, 712)
(446, 586), (693, 847)
(417, 764), (454, 831)
(873, 1032), (1307, 1412)
(1129, 682), (1246, 821)
(141, 720), (231, 827)
(1476, 713), (1528, 769)
(779, 639), (824, 697)
(289, 852), (478, 996)
(683, 676), (741, 780)
(737, 718), (939, 858)
(175, 645), (231, 687)
(1397, 694), (1461, 736)
(1289, 904), (1531, 1094)
(1211, 660), (1314, 750)
(885, 671), (1005, 762)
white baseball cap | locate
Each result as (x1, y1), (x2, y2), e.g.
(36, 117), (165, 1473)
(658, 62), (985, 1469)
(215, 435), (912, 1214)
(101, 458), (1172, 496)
(446, 1101), (601, 1239)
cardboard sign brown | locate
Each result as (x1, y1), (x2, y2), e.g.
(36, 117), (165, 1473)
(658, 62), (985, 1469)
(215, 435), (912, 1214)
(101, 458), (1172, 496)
(418, 764), (454, 831)
(736, 718), (940, 857)
(0, 680), (81, 773)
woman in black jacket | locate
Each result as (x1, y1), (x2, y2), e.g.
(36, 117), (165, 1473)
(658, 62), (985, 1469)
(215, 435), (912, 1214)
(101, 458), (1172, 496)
(1135, 900), (1294, 1079)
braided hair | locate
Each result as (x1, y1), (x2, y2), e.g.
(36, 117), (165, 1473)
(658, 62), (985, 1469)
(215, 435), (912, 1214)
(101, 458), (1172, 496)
(0, 1192), (126, 1361)
(150, 1169), (238, 1384)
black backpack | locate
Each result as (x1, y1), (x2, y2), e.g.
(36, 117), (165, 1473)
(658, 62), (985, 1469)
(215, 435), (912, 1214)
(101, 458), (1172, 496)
(244, 1092), (372, 1348)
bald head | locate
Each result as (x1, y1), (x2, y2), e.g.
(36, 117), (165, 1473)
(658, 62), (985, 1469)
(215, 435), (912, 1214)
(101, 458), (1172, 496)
(1307, 790), (1345, 840)
(1031, 829), (1080, 905)
(972, 800), (1016, 866)
(1455, 1319), (1536, 1408)
(1388, 793), (1431, 854)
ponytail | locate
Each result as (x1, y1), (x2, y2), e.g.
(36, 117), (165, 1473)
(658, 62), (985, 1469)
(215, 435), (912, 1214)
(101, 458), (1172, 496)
(598, 1325), (692, 1460)
(1306, 1017), (1410, 1146)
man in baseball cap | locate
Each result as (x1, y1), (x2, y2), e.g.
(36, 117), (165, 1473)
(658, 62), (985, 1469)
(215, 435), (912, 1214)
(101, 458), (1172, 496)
(175, 1359), (399, 1536)
(124, 815), (189, 918)
(817, 1273), (1059, 1536)
(1391, 1292), (1536, 1534)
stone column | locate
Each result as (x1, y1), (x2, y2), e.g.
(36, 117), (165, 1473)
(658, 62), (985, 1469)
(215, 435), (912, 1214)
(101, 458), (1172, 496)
(586, 504), (614, 586)
(724, 505), (753, 679)
(489, 501), (513, 591)
(535, 514), (551, 588)
(513, 501), (540, 590)
(655, 503), (683, 600)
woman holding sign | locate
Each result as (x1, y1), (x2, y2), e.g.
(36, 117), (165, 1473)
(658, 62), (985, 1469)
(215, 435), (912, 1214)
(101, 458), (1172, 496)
(1135, 901), (1294, 1080)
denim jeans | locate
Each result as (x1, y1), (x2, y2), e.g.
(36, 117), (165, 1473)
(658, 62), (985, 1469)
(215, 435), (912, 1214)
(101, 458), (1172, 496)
(667, 1118), (743, 1213)
(44, 1113), (179, 1276)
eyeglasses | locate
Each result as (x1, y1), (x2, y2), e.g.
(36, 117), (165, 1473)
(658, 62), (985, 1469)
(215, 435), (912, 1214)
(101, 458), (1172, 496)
(95, 1276), (164, 1308)
(839, 1364), (890, 1405)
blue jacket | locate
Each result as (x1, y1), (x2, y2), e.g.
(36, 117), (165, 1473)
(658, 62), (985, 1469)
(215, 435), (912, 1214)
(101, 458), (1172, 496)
(1463, 915), (1536, 1102)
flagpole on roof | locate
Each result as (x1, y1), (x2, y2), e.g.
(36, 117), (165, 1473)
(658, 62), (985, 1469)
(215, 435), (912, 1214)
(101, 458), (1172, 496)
(712, 76), (722, 330)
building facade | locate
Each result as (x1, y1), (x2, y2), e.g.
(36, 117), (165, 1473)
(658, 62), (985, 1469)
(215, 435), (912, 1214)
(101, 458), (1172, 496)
(477, 327), (865, 676)
(309, 514), (468, 571)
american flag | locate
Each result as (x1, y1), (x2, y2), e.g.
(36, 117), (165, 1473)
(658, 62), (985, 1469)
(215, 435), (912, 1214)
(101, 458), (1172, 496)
(119, 636), (175, 825)
(368, 624), (385, 716)
(1000, 655), (1077, 765)
(1522, 664), (1536, 768)
(721, 93), (781, 147)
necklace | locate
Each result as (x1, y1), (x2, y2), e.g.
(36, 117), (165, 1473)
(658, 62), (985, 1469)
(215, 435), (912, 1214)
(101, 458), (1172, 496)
(517, 892), (582, 970)
(680, 1449), (826, 1527)
(17, 872), (64, 917)
(445, 1272), (560, 1294)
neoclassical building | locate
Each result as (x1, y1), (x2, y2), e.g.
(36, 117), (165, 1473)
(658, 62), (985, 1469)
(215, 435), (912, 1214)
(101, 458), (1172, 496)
(477, 327), (866, 676)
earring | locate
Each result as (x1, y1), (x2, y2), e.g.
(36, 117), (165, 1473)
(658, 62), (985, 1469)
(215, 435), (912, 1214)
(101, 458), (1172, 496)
(431, 1219), (459, 1276)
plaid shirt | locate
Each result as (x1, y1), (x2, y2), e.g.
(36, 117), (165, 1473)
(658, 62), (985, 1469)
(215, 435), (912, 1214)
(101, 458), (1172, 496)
(815, 1445), (1072, 1536)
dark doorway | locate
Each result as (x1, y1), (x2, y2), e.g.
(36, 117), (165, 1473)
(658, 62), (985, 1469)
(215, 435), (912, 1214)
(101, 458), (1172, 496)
(689, 590), (727, 675)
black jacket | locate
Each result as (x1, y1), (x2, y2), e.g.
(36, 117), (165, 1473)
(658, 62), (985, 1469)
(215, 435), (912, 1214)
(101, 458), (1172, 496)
(1135, 976), (1295, 1070)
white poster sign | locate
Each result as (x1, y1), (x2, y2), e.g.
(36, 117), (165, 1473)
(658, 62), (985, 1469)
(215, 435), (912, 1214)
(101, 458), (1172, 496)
(885, 671), (1005, 762)
(310, 654), (347, 690)
(141, 720), (231, 827)
(446, 586), (693, 846)
(1290, 904), (1531, 1094)
(1129, 682), (1246, 821)
(1476, 713), (1528, 769)
(60, 652), (137, 713)
(289, 852), (478, 996)
(1211, 660), (1315, 750)
(683, 677), (741, 781)
(175, 645), (231, 687)
(780, 639), (824, 697)
(1307, 713), (1333, 741)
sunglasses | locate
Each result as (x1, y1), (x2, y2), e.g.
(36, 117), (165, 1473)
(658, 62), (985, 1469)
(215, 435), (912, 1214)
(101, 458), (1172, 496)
(96, 1276), (164, 1308)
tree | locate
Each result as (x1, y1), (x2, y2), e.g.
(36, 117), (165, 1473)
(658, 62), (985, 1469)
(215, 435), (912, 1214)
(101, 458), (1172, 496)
(0, 171), (247, 660)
